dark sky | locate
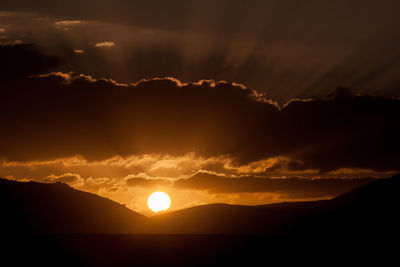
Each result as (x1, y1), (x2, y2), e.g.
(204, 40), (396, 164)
(0, 1), (399, 214)
(1, 1), (400, 101)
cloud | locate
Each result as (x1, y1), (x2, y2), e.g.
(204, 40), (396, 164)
(2, 5), (400, 103)
(0, 43), (59, 78)
(44, 173), (81, 184)
(0, 39), (23, 45)
(54, 20), (81, 26)
(1, 52), (399, 173)
(94, 41), (115, 48)
(73, 49), (84, 54)
(126, 174), (172, 188)
(54, 20), (81, 29)
(174, 172), (376, 198)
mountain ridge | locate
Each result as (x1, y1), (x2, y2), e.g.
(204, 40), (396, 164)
(0, 178), (149, 233)
(1, 175), (399, 235)
(149, 175), (400, 234)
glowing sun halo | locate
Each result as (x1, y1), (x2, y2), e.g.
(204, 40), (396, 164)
(147, 192), (171, 213)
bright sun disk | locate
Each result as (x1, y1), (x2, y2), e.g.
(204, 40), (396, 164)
(147, 191), (171, 213)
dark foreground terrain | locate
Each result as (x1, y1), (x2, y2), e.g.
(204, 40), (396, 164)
(1, 176), (399, 265)
(4, 233), (397, 266)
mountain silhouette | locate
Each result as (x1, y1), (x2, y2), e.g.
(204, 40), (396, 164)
(0, 178), (148, 233)
(2, 176), (399, 265)
(1, 175), (399, 235)
(150, 175), (400, 235)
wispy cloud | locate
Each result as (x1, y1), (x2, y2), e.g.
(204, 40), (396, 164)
(94, 41), (115, 48)
(54, 20), (81, 27)
(0, 39), (23, 45)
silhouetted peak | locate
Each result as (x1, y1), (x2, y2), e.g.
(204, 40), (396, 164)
(0, 178), (71, 189)
(331, 175), (400, 205)
(392, 174), (400, 179)
(328, 87), (353, 99)
(53, 181), (71, 188)
(0, 177), (149, 234)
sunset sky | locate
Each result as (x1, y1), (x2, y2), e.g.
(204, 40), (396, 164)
(1, 1), (399, 215)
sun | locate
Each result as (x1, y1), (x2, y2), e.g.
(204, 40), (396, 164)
(147, 191), (171, 213)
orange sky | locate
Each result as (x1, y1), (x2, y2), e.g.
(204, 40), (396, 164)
(1, 1), (400, 215)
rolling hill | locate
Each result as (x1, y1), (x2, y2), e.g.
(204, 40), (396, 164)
(150, 175), (400, 235)
(1, 175), (399, 235)
(0, 178), (148, 233)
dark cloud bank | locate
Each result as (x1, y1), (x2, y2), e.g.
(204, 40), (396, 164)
(0, 43), (59, 78)
(2, 0), (400, 102)
(1, 44), (399, 174)
(126, 172), (375, 199)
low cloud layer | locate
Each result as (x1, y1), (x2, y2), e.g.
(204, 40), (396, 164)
(173, 172), (375, 198)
